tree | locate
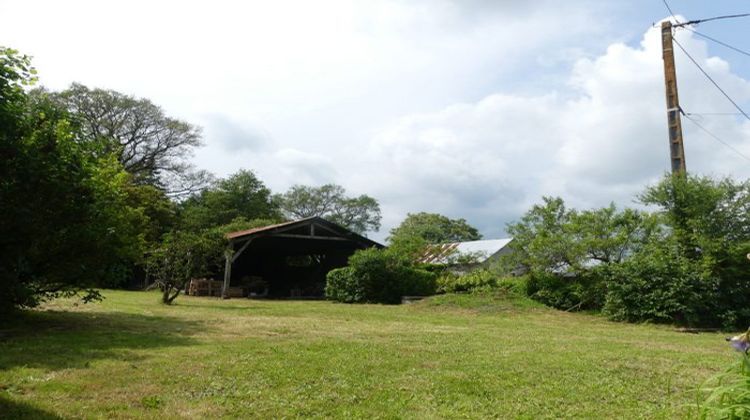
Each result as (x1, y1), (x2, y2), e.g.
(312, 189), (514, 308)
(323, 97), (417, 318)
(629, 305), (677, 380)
(48, 83), (212, 197)
(145, 231), (216, 304)
(505, 198), (658, 275)
(179, 170), (280, 231)
(276, 184), (381, 234)
(504, 197), (659, 310)
(639, 174), (750, 258)
(503, 197), (574, 274)
(0, 48), (148, 310)
(388, 212), (481, 244)
(145, 217), (277, 304)
(124, 183), (178, 246)
(622, 174), (750, 327)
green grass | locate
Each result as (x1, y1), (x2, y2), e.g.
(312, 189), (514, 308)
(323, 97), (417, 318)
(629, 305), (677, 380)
(0, 290), (736, 418)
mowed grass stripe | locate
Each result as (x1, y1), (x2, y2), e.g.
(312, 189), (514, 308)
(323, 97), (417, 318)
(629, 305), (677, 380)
(0, 290), (733, 418)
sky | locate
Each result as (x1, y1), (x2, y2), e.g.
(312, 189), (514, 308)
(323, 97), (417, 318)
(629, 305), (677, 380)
(2, 0), (750, 242)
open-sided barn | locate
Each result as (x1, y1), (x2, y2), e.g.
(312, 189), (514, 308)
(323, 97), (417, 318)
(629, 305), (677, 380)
(219, 217), (383, 298)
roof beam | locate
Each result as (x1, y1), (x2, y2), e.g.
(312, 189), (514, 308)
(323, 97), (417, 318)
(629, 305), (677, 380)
(273, 233), (349, 241)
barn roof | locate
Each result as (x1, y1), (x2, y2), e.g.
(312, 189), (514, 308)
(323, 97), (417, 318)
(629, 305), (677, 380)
(419, 238), (513, 264)
(226, 216), (384, 249)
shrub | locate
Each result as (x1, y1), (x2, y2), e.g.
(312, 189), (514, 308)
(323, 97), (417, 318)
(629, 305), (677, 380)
(437, 270), (497, 293)
(324, 267), (362, 303)
(325, 248), (437, 304)
(402, 268), (438, 297)
(497, 275), (529, 295)
(602, 240), (717, 326)
(526, 270), (605, 312)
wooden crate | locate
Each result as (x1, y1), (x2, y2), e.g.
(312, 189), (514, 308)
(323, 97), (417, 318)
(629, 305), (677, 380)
(188, 278), (224, 296)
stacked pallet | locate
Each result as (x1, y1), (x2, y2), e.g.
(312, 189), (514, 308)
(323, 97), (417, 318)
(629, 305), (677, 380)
(187, 278), (224, 296)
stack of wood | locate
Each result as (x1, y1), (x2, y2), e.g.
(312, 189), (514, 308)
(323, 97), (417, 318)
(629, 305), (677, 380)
(187, 278), (224, 296)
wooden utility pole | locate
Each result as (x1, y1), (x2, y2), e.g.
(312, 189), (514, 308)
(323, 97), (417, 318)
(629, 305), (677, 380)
(661, 21), (687, 174)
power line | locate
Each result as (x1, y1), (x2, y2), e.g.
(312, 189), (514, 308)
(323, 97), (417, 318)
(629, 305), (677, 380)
(671, 37), (750, 123)
(674, 13), (750, 27)
(659, 1), (750, 58)
(683, 27), (750, 58)
(661, 0), (680, 22)
(683, 113), (750, 162)
(685, 112), (744, 116)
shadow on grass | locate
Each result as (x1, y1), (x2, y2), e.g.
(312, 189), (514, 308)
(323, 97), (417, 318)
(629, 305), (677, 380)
(0, 394), (63, 419)
(0, 309), (204, 372)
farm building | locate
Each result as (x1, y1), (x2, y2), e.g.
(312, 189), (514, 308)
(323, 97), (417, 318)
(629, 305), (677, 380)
(419, 238), (514, 274)
(217, 217), (383, 299)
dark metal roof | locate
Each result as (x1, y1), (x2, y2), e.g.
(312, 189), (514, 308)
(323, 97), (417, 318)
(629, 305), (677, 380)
(226, 217), (316, 239)
(226, 216), (384, 248)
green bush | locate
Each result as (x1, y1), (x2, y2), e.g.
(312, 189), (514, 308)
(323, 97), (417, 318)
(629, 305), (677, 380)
(602, 241), (717, 326)
(526, 270), (605, 312)
(402, 268), (438, 297)
(325, 248), (437, 304)
(324, 267), (362, 303)
(496, 275), (529, 295)
(437, 270), (497, 293)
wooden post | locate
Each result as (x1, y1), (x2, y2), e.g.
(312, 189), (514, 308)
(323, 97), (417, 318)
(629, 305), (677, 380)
(222, 252), (232, 299)
(661, 21), (687, 174)
(221, 239), (253, 300)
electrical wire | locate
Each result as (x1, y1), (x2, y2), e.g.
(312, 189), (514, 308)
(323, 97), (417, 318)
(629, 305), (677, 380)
(661, 0), (680, 23)
(675, 13), (750, 27)
(683, 113), (750, 162)
(658, 1), (750, 164)
(685, 112), (744, 116)
(683, 27), (750, 58)
(672, 37), (750, 123)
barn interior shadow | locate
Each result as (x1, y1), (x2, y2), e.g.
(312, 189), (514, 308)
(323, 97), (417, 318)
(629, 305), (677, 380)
(0, 309), (204, 372)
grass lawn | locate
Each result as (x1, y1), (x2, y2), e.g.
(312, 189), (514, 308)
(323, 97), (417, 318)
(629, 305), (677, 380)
(0, 290), (736, 419)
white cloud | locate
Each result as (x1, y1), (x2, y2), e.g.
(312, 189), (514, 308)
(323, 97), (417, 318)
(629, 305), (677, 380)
(352, 24), (750, 241)
(3, 1), (749, 242)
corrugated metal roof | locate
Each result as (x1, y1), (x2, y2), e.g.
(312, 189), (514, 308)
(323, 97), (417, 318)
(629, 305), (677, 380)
(419, 238), (513, 264)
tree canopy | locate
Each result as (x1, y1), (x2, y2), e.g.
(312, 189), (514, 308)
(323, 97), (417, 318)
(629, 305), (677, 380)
(504, 175), (750, 327)
(505, 197), (659, 276)
(48, 83), (212, 197)
(276, 184), (381, 234)
(179, 170), (280, 231)
(0, 49), (150, 310)
(388, 212), (482, 244)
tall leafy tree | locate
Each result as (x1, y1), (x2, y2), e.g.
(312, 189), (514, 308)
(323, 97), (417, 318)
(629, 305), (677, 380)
(619, 174), (750, 327)
(506, 197), (659, 275)
(180, 170), (280, 231)
(504, 197), (659, 311)
(639, 174), (750, 258)
(276, 184), (381, 234)
(124, 183), (178, 245)
(0, 48), (148, 310)
(388, 212), (481, 244)
(48, 83), (212, 197)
